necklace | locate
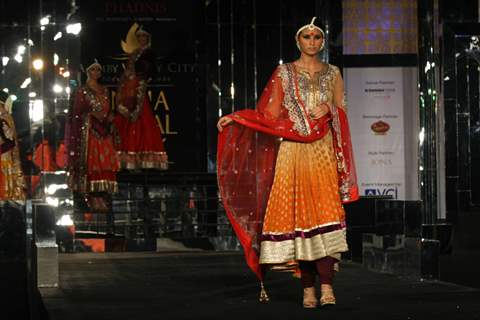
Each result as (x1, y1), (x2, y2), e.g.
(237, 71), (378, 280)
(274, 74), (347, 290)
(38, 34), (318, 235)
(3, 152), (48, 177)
(294, 61), (326, 73)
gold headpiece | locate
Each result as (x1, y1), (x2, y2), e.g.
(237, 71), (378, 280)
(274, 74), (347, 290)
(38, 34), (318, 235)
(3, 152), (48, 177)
(86, 59), (102, 72)
(295, 17), (325, 39)
(121, 23), (151, 54)
(135, 25), (150, 37)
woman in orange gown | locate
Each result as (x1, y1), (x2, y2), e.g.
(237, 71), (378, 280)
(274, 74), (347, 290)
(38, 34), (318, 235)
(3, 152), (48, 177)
(217, 18), (358, 308)
(115, 26), (168, 170)
(66, 60), (119, 212)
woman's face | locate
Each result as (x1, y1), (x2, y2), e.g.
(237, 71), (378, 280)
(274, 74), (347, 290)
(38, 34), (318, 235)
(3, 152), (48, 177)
(87, 66), (102, 80)
(297, 29), (324, 56)
(137, 33), (150, 47)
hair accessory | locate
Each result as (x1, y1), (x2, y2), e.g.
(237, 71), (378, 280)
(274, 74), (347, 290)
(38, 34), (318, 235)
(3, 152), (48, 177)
(295, 17), (325, 39)
(86, 58), (102, 72)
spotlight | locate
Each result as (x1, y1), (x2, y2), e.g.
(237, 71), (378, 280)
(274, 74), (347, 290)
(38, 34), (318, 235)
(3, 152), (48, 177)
(2, 57), (9, 66)
(17, 45), (26, 55)
(54, 32), (63, 41)
(40, 15), (50, 26)
(56, 214), (74, 226)
(29, 99), (44, 122)
(14, 54), (23, 63)
(53, 53), (59, 66)
(32, 58), (44, 70)
(53, 84), (63, 93)
(66, 23), (82, 35)
(46, 183), (68, 195)
(20, 78), (31, 89)
(57, 214), (73, 226)
(46, 196), (59, 207)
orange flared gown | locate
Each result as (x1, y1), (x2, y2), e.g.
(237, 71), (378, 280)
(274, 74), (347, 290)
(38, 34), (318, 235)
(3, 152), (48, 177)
(217, 63), (358, 279)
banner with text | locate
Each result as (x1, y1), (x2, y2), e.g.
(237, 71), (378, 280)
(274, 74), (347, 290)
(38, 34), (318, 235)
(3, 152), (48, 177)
(344, 67), (416, 200)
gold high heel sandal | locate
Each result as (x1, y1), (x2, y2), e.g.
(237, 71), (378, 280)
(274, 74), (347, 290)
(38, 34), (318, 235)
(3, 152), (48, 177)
(319, 284), (336, 307)
(303, 287), (317, 308)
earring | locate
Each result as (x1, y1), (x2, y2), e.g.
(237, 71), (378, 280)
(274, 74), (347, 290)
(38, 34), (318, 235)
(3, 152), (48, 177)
(319, 40), (325, 51)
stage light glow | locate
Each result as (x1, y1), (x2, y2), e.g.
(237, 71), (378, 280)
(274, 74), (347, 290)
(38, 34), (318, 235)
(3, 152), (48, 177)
(14, 54), (23, 63)
(279, 59), (283, 64)
(66, 23), (82, 35)
(46, 183), (68, 195)
(29, 99), (44, 122)
(56, 214), (74, 226)
(230, 83), (235, 98)
(29, 92), (37, 98)
(419, 127), (425, 146)
(53, 84), (63, 93)
(17, 45), (26, 55)
(2, 57), (9, 66)
(46, 196), (59, 207)
(20, 78), (31, 88)
(40, 16), (50, 26)
(62, 70), (71, 78)
(53, 53), (59, 66)
(2, 88), (8, 93)
(424, 61), (431, 73)
(32, 58), (44, 70)
(65, 87), (71, 94)
(10, 95), (17, 101)
(54, 32), (62, 41)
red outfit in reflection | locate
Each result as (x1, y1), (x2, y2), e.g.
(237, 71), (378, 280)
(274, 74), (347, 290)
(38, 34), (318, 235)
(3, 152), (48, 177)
(65, 62), (119, 212)
(115, 37), (168, 170)
(67, 84), (119, 194)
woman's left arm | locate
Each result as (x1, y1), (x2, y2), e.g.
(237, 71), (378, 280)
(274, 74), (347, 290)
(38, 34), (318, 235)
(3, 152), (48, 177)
(333, 68), (347, 112)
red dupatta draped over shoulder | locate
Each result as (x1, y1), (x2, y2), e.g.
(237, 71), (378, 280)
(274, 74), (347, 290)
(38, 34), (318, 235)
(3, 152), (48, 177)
(217, 63), (359, 280)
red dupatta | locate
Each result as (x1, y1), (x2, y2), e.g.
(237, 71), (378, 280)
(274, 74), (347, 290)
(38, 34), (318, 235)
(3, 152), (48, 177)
(217, 63), (358, 280)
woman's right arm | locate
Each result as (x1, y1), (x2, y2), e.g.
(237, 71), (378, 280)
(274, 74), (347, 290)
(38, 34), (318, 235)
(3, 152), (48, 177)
(217, 65), (284, 132)
(217, 116), (233, 132)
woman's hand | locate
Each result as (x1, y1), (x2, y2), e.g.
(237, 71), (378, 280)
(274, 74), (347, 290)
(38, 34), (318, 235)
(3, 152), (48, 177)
(217, 116), (233, 132)
(310, 103), (330, 120)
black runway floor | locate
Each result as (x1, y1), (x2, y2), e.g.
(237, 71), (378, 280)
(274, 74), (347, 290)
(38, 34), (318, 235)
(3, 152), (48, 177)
(39, 252), (480, 320)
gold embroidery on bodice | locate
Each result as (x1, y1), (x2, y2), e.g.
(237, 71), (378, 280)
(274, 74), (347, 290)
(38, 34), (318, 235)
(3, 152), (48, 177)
(296, 64), (337, 114)
(278, 63), (339, 136)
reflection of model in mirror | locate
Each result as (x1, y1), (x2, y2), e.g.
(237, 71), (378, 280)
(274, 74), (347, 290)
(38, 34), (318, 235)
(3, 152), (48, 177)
(115, 25), (168, 170)
(0, 91), (25, 201)
(65, 60), (119, 213)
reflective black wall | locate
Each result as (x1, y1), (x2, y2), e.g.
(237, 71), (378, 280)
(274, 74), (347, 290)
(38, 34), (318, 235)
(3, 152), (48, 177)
(204, 0), (342, 171)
